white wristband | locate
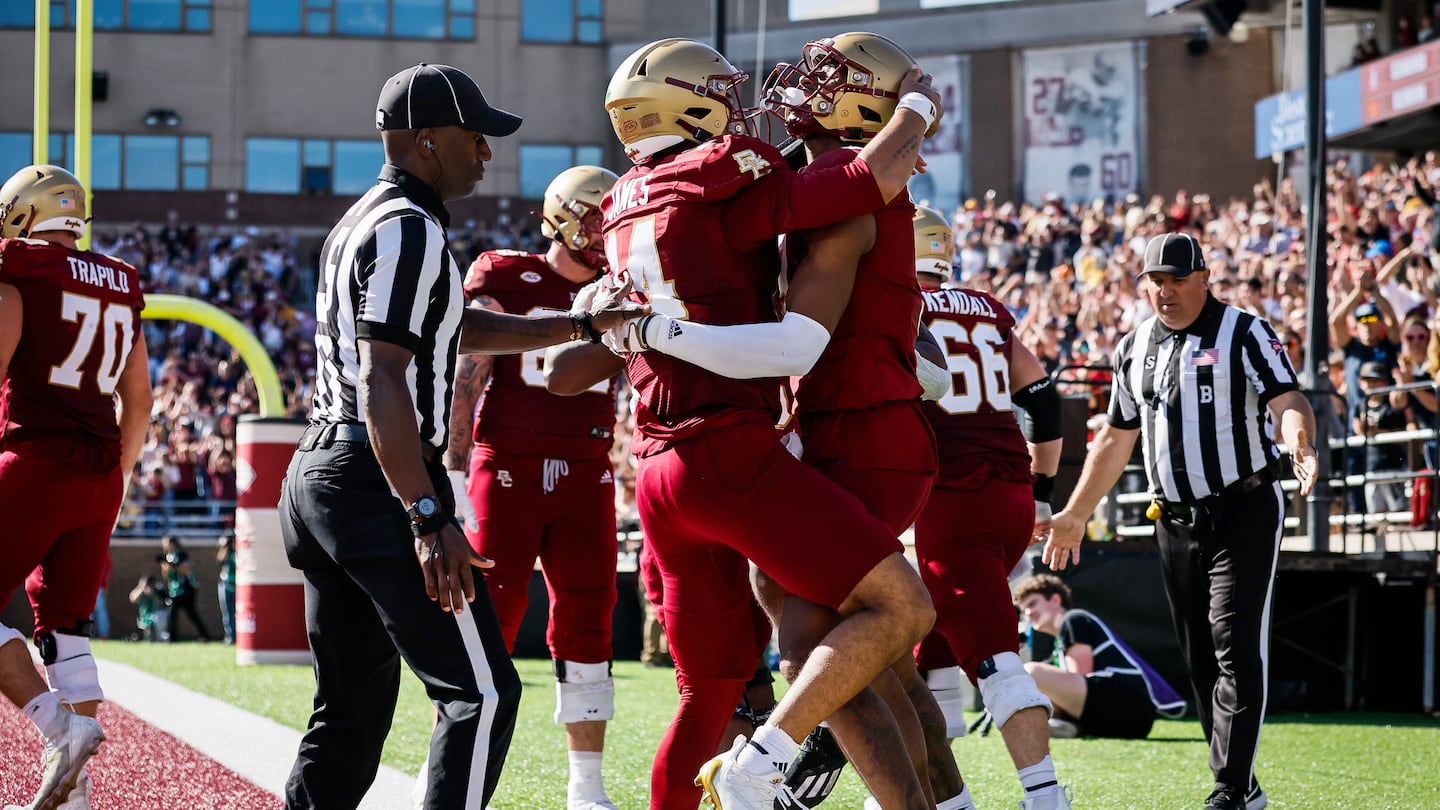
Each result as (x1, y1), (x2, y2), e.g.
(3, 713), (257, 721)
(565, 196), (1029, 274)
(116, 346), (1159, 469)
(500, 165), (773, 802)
(896, 92), (938, 130)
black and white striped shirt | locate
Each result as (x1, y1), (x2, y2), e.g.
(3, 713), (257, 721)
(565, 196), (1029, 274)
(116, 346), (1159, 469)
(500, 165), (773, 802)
(310, 165), (465, 450)
(1108, 296), (1300, 502)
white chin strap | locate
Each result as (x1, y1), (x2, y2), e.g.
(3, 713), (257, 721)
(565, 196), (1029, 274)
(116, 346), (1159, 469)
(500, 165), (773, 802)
(32, 215), (87, 240)
(626, 134), (687, 161)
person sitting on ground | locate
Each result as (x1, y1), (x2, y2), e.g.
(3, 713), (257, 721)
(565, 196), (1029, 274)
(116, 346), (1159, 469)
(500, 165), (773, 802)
(1014, 574), (1185, 740)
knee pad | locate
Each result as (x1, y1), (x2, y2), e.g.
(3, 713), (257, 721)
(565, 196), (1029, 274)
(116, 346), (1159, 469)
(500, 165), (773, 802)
(977, 655), (1049, 730)
(40, 632), (104, 705)
(925, 665), (969, 738)
(0, 622), (23, 648)
(553, 659), (614, 724)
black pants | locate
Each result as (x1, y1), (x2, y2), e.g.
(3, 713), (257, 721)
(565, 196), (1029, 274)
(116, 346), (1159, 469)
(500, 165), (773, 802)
(279, 438), (521, 810)
(1154, 481), (1282, 792)
(166, 587), (212, 641)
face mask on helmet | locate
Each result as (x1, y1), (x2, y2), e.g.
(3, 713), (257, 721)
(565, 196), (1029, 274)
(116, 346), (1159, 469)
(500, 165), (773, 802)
(762, 33), (916, 145)
(0, 164), (88, 240)
(539, 165), (618, 271)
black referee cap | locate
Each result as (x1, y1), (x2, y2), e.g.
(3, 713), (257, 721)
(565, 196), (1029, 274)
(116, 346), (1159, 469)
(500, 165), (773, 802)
(1141, 232), (1205, 277)
(375, 63), (522, 137)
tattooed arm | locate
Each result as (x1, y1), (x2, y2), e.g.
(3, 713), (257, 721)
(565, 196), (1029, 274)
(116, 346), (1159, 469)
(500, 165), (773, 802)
(446, 295), (503, 472)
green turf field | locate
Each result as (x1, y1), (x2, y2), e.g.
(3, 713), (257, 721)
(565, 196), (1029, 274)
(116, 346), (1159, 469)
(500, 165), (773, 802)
(94, 641), (1440, 808)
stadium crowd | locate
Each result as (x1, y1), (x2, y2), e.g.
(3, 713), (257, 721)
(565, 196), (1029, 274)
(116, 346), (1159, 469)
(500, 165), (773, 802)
(108, 151), (1440, 534)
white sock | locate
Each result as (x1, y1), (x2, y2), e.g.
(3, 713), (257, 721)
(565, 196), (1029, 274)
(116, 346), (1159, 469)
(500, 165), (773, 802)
(567, 750), (607, 802)
(737, 724), (800, 776)
(23, 692), (62, 739)
(1018, 755), (1060, 796)
(937, 783), (976, 810)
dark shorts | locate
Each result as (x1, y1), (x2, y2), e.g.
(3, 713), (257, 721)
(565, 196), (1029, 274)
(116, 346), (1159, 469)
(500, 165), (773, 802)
(1078, 674), (1156, 739)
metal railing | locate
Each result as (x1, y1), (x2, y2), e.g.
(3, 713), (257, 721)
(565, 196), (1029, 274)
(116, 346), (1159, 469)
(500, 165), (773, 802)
(114, 500), (236, 538)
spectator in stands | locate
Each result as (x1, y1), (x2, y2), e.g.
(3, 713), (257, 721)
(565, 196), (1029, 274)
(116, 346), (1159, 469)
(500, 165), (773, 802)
(1014, 575), (1182, 740)
(1354, 361), (1410, 545)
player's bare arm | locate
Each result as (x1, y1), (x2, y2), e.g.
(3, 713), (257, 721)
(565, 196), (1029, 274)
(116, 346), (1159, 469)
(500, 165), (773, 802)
(544, 341), (625, 396)
(785, 215), (874, 332)
(1046, 422), (1138, 570)
(114, 331), (154, 479)
(1268, 389), (1319, 496)
(0, 282), (20, 381)
(458, 302), (644, 354)
(359, 338), (482, 614)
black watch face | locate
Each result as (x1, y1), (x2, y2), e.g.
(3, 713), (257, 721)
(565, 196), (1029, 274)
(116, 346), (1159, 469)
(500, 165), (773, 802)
(415, 496), (439, 517)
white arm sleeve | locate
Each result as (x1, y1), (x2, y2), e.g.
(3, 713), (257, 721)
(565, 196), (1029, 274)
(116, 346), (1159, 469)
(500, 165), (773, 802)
(643, 311), (832, 379)
(915, 350), (951, 401)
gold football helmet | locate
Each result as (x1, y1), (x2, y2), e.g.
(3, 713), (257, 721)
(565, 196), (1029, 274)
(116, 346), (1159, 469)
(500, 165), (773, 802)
(764, 32), (932, 144)
(913, 205), (954, 282)
(605, 38), (752, 162)
(540, 165), (619, 270)
(0, 164), (87, 239)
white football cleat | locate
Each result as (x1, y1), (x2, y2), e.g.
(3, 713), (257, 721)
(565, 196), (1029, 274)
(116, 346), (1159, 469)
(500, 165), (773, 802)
(30, 711), (104, 810)
(1018, 785), (1073, 810)
(696, 736), (808, 809)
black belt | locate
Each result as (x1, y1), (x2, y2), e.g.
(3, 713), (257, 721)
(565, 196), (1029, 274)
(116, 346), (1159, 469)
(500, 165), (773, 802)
(299, 422), (441, 464)
(1156, 467), (1277, 525)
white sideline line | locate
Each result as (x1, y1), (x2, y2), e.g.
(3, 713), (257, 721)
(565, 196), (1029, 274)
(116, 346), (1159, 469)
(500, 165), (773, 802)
(96, 658), (415, 810)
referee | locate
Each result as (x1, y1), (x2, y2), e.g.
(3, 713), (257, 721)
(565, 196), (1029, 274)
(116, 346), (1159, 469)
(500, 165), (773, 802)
(1044, 232), (1318, 810)
(280, 63), (641, 810)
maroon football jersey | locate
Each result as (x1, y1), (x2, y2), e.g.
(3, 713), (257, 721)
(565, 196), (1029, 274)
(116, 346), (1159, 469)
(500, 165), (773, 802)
(601, 134), (887, 457)
(919, 287), (1033, 488)
(0, 237), (144, 472)
(463, 250), (616, 460)
(790, 148), (922, 415)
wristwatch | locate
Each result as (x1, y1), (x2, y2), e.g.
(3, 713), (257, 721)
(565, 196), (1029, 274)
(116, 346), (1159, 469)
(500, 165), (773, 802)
(407, 495), (448, 538)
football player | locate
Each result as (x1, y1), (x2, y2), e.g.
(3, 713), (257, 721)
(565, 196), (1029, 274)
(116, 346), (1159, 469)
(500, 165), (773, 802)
(912, 205), (1072, 810)
(443, 166), (624, 810)
(561, 36), (942, 810)
(0, 165), (153, 809)
(606, 32), (958, 807)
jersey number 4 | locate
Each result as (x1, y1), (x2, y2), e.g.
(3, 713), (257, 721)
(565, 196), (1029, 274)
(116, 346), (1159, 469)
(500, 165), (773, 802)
(605, 217), (689, 319)
(50, 292), (135, 395)
(929, 319), (1010, 415)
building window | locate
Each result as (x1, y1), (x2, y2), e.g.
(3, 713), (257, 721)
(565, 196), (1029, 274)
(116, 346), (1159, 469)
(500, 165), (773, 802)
(0, 132), (205, 191)
(521, 0), (602, 44)
(245, 137), (383, 195)
(519, 144), (605, 198)
(0, 0), (214, 32)
(248, 0), (472, 39)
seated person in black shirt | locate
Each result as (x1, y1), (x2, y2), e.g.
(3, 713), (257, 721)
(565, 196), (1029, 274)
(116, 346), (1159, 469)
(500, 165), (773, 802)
(1015, 575), (1183, 739)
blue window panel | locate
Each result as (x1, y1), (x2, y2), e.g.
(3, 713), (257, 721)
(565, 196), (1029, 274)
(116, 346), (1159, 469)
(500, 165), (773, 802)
(449, 15), (473, 39)
(302, 140), (329, 167)
(182, 136), (209, 163)
(0, 5), (35, 26)
(50, 3), (65, 26)
(575, 145), (603, 168)
(306, 0), (330, 7)
(450, 0), (474, 11)
(521, 0), (571, 42)
(183, 165), (208, 191)
(577, 18), (600, 43)
(185, 8), (210, 29)
(246, 138), (301, 194)
(92, 135), (122, 191)
(47, 134), (67, 165)
(249, 0), (302, 33)
(394, 0), (444, 38)
(577, 0), (601, 16)
(124, 135), (180, 190)
(335, 0), (386, 35)
(95, 0), (124, 28)
(130, 0), (183, 30)
(519, 144), (573, 199)
(0, 134), (33, 181)
(305, 10), (329, 32)
(333, 140), (383, 195)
